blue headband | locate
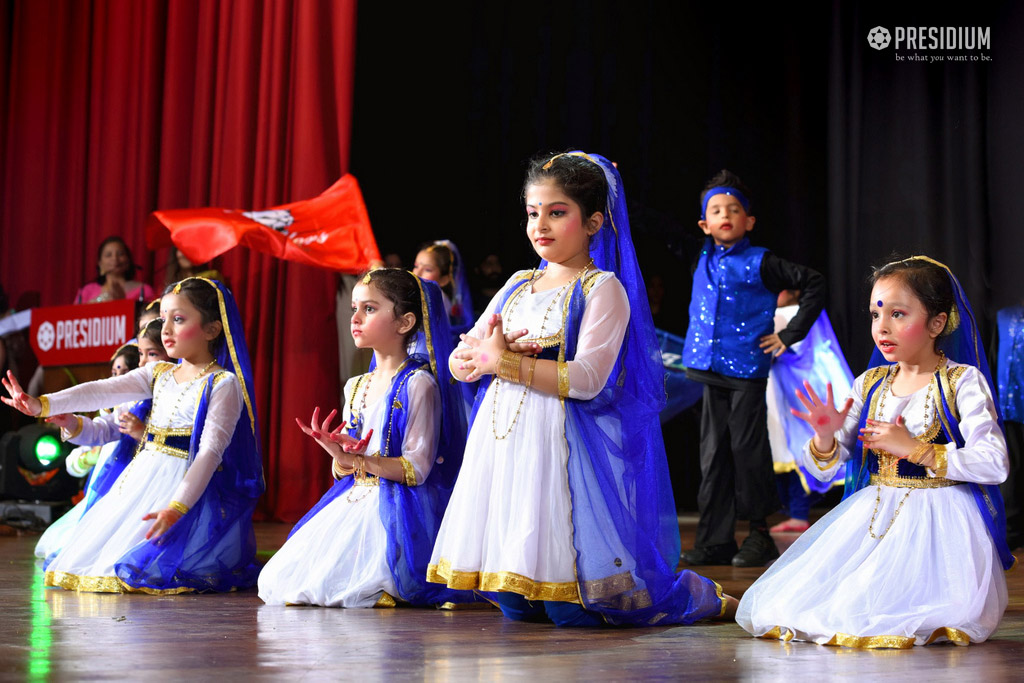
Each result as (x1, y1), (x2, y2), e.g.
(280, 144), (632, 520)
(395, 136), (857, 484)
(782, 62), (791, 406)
(701, 186), (750, 219)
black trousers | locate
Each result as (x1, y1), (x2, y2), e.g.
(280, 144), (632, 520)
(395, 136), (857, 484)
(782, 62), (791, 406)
(695, 383), (780, 548)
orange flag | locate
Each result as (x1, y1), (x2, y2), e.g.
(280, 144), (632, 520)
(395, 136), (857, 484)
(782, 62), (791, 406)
(147, 175), (381, 273)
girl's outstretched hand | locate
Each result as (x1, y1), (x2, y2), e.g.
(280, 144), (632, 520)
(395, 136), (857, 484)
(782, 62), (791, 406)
(1, 370), (42, 416)
(859, 415), (919, 458)
(295, 406), (345, 458)
(791, 381), (853, 439)
(331, 428), (373, 454)
(454, 314), (510, 382)
(489, 314), (541, 355)
(45, 413), (78, 431)
(142, 507), (182, 541)
(118, 410), (146, 441)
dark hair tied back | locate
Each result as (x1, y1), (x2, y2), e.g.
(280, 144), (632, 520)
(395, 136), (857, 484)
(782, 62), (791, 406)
(361, 269), (424, 345)
(871, 255), (959, 336)
(523, 152), (608, 220)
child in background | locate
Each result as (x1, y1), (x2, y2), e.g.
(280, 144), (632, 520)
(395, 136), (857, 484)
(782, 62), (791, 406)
(738, 256), (1013, 647)
(5, 278), (263, 594)
(413, 240), (475, 335)
(767, 290), (853, 533)
(34, 342), (144, 560)
(259, 270), (468, 607)
(136, 298), (161, 336)
(429, 151), (730, 627)
(681, 170), (826, 567)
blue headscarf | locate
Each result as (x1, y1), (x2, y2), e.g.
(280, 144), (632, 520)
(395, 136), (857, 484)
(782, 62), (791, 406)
(847, 256), (1015, 571)
(479, 152), (725, 624)
(290, 274), (472, 605)
(115, 278), (265, 592)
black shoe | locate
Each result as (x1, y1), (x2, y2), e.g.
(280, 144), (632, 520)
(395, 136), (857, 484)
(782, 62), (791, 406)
(731, 530), (779, 567)
(682, 543), (738, 566)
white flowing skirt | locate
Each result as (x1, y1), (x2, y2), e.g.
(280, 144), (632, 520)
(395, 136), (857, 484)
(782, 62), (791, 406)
(736, 483), (1008, 647)
(429, 381), (579, 601)
(258, 486), (397, 607)
(35, 443), (119, 560)
(45, 445), (188, 591)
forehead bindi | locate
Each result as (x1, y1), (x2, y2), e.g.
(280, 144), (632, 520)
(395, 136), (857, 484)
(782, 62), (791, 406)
(525, 180), (576, 209)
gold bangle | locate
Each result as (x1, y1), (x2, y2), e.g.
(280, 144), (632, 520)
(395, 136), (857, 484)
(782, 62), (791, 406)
(811, 438), (835, 458)
(38, 396), (51, 418)
(398, 456), (417, 486)
(333, 459), (355, 479)
(168, 500), (190, 516)
(496, 350), (521, 383)
(525, 357), (538, 388)
(930, 443), (948, 477)
(557, 362), (570, 398)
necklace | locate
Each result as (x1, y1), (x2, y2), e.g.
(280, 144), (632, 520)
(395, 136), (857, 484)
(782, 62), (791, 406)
(491, 259), (593, 440)
(160, 360), (217, 428)
(867, 351), (945, 539)
(348, 370), (375, 432)
(119, 359), (216, 496)
(346, 363), (415, 503)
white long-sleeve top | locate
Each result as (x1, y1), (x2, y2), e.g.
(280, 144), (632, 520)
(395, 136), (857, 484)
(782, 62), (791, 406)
(799, 362), (1008, 486)
(43, 362), (243, 509)
(452, 270), (630, 400)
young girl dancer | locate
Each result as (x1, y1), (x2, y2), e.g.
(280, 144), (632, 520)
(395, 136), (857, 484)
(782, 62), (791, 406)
(258, 270), (468, 607)
(4, 278), (263, 593)
(413, 240), (475, 335)
(737, 256), (1014, 647)
(427, 152), (729, 626)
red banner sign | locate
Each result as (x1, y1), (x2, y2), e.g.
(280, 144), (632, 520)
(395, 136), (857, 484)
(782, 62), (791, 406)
(29, 299), (135, 366)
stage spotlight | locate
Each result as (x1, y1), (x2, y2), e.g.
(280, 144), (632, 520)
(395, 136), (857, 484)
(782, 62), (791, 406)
(0, 423), (80, 504)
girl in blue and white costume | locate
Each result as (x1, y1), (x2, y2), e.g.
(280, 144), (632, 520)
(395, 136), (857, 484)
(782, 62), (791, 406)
(259, 270), (469, 607)
(3, 277), (263, 594)
(738, 256), (1014, 647)
(429, 152), (729, 627)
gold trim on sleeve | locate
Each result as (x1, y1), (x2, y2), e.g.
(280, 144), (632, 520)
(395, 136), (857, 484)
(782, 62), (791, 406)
(930, 443), (949, 478)
(398, 457), (417, 486)
(38, 396), (50, 418)
(168, 500), (190, 515)
(557, 361), (570, 398)
(62, 415), (84, 441)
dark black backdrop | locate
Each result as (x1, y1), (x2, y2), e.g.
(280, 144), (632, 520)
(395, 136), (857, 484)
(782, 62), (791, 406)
(348, 1), (1024, 508)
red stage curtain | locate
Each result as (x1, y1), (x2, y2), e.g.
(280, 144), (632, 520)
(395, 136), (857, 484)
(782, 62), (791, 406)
(0, 0), (358, 521)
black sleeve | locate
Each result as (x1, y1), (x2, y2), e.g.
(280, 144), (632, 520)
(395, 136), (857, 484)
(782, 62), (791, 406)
(760, 253), (827, 347)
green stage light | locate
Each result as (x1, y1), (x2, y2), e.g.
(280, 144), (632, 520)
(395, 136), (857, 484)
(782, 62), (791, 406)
(33, 435), (62, 466)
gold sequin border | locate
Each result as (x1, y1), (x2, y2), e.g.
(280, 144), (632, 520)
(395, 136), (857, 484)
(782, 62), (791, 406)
(758, 626), (971, 648)
(426, 559), (581, 603)
(45, 570), (195, 595)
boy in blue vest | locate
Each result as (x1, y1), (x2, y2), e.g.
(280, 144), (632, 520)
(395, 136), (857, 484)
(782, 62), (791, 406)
(682, 170), (825, 567)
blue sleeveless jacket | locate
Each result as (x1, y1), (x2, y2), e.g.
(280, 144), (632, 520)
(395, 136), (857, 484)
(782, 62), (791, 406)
(683, 238), (776, 379)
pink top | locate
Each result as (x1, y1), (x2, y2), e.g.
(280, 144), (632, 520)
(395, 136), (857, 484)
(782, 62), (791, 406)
(75, 281), (156, 305)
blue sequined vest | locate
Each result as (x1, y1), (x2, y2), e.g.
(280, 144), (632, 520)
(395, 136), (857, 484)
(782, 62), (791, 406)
(683, 238), (776, 379)
(997, 306), (1024, 423)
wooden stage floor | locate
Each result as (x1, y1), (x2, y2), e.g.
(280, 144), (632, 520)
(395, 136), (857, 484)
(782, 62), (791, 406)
(3, 517), (1024, 681)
